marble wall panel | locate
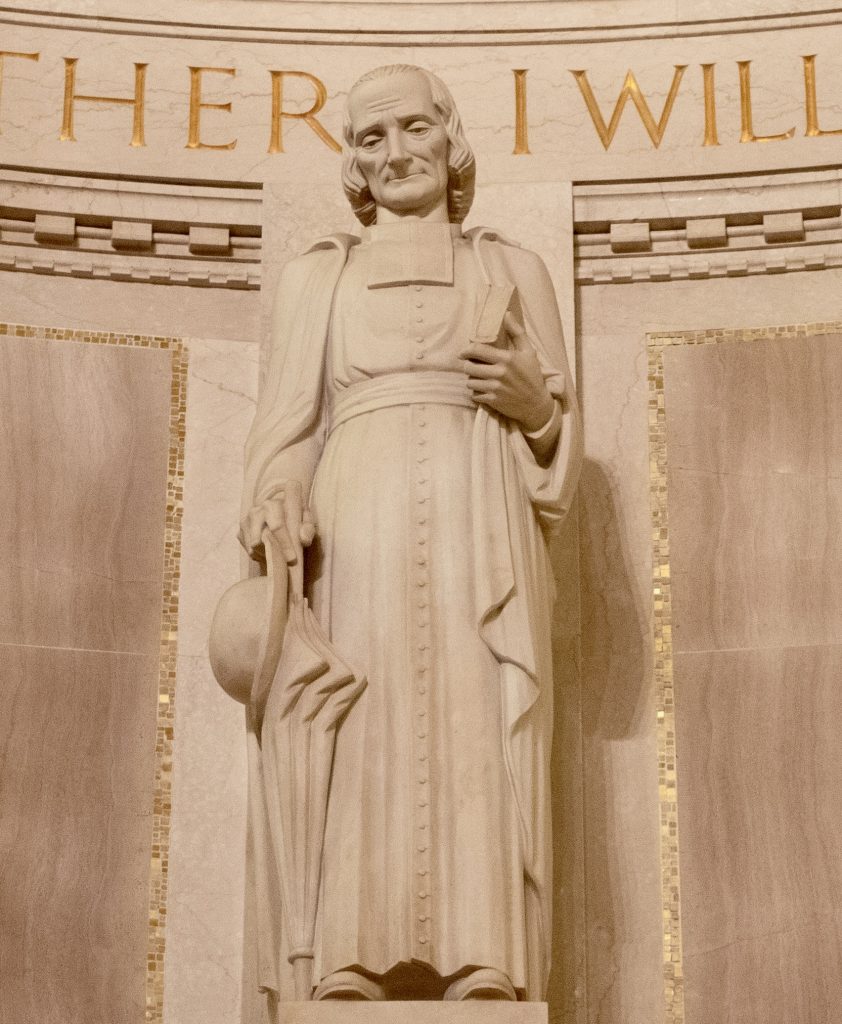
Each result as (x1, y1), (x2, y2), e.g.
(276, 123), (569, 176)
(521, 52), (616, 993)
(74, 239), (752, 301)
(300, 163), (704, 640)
(664, 334), (842, 654)
(0, 645), (159, 1024)
(662, 332), (842, 480)
(668, 465), (842, 653)
(0, 325), (179, 1024)
(660, 330), (842, 1024)
(0, 336), (172, 653)
(674, 645), (842, 1024)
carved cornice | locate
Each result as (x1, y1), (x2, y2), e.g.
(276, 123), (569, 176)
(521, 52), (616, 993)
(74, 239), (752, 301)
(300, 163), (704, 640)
(2, 1), (841, 45)
(573, 167), (842, 284)
(0, 169), (261, 288)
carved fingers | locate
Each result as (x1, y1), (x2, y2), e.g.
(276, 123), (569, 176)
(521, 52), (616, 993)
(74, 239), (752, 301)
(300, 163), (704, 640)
(266, 497), (299, 564)
(238, 481), (317, 563)
(460, 320), (554, 433)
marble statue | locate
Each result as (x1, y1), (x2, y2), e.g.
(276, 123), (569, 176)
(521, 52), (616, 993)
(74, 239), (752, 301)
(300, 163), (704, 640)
(213, 63), (582, 1009)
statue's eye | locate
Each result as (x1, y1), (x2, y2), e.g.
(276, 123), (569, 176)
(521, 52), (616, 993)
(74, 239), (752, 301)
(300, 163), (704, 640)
(407, 122), (431, 135)
(359, 134), (382, 150)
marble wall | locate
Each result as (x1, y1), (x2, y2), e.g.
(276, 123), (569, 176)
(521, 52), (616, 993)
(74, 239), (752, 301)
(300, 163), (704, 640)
(0, 327), (174, 1024)
(163, 337), (258, 1024)
(663, 330), (842, 1023)
(2, 3), (842, 1023)
(3, 4), (842, 185)
(577, 272), (842, 1023)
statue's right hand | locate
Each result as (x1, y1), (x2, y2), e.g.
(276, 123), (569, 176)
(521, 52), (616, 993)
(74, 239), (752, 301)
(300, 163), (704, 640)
(238, 481), (316, 564)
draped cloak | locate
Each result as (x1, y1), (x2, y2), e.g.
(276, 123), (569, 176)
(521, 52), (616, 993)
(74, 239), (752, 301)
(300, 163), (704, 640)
(242, 224), (583, 1002)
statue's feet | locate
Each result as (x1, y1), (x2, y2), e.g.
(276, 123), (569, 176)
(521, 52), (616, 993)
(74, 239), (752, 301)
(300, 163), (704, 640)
(313, 970), (387, 1001)
(443, 968), (517, 1001)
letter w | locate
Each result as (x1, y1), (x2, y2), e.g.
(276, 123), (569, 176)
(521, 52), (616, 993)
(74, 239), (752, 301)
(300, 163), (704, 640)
(571, 66), (687, 149)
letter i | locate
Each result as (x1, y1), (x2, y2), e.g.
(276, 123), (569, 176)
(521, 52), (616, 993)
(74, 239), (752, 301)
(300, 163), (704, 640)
(513, 69), (530, 155)
(701, 64), (719, 147)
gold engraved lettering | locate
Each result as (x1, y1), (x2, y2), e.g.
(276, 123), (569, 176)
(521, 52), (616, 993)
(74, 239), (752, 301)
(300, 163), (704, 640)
(701, 64), (719, 147)
(512, 69), (530, 155)
(737, 60), (795, 143)
(187, 66), (237, 150)
(60, 58), (147, 146)
(268, 70), (340, 153)
(0, 51), (39, 134)
(803, 55), (842, 137)
(570, 66), (687, 150)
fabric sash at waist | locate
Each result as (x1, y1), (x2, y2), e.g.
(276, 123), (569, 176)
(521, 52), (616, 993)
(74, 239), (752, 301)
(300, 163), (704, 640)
(329, 371), (474, 434)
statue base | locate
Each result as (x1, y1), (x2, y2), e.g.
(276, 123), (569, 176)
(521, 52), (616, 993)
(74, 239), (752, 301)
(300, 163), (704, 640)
(278, 1003), (548, 1023)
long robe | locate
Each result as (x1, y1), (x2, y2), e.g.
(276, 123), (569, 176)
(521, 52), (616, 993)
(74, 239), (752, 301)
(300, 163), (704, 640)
(243, 222), (582, 1002)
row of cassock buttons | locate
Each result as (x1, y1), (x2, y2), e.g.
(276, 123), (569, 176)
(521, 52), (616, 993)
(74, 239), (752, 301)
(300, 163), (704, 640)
(414, 400), (431, 952)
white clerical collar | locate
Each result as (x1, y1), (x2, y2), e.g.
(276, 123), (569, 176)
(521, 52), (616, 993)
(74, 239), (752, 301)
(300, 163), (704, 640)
(362, 221), (461, 288)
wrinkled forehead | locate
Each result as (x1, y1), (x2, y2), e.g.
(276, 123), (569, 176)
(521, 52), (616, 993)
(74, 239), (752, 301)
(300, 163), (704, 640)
(347, 71), (439, 135)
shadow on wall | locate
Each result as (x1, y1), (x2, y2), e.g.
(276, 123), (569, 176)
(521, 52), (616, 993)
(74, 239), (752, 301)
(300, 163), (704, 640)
(577, 457), (652, 1024)
(547, 498), (585, 1024)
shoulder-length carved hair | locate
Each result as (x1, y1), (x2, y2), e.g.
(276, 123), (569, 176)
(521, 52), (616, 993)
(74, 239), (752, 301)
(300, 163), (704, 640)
(341, 64), (476, 226)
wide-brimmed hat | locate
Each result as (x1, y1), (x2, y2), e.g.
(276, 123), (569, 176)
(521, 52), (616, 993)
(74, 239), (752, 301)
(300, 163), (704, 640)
(209, 575), (271, 705)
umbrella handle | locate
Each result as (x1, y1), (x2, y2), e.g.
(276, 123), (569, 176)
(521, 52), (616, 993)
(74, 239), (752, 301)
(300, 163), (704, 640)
(262, 527), (288, 596)
(248, 530), (290, 722)
(290, 954), (314, 1001)
(289, 556), (304, 604)
(263, 503), (305, 604)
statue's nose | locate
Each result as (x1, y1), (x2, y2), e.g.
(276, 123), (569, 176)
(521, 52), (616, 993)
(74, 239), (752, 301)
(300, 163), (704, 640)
(385, 130), (411, 171)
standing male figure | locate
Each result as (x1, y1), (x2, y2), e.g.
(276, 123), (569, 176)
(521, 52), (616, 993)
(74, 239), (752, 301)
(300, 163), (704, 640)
(239, 64), (582, 1005)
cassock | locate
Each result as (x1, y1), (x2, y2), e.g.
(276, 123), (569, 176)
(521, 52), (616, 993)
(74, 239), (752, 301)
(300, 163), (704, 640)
(242, 221), (582, 1002)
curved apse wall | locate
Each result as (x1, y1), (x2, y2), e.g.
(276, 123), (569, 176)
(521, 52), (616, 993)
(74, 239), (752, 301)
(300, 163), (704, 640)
(1, 4), (840, 1024)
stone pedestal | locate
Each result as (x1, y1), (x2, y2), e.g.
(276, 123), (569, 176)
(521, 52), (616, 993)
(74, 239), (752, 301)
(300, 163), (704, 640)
(278, 1003), (548, 1023)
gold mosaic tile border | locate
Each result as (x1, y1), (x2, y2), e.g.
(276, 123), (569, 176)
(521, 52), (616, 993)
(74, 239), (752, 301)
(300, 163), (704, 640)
(647, 318), (842, 1024)
(0, 322), (186, 1024)
(148, 338), (187, 1024)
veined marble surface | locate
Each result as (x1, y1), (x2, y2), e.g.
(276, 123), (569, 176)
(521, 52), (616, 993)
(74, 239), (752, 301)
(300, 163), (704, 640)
(2, 7), (841, 185)
(163, 336), (259, 1024)
(663, 332), (842, 1024)
(0, 329), (172, 1024)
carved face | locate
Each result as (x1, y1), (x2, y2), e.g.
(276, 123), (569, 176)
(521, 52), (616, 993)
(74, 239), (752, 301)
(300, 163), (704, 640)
(348, 71), (450, 218)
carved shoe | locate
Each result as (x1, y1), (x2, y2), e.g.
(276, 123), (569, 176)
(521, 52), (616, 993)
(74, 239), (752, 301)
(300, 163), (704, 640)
(313, 970), (387, 1001)
(443, 968), (517, 1001)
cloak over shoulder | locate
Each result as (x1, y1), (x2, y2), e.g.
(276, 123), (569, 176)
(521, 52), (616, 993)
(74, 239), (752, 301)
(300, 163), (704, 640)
(243, 228), (582, 1000)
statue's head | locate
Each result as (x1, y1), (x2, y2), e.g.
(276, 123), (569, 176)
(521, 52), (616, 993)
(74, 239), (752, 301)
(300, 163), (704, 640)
(342, 65), (476, 226)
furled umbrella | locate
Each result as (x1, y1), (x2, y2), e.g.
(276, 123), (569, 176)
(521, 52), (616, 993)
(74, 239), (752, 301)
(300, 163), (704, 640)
(255, 528), (367, 1001)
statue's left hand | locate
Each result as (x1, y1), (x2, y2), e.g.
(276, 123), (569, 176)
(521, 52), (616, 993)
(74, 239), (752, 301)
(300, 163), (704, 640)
(460, 312), (556, 433)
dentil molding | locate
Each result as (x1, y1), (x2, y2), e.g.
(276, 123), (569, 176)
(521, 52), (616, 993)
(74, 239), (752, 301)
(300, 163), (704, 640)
(0, 169), (262, 288)
(574, 166), (842, 284)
